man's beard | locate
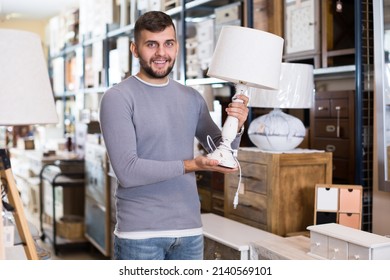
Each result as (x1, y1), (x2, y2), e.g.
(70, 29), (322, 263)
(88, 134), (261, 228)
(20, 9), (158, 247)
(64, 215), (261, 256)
(139, 57), (175, 79)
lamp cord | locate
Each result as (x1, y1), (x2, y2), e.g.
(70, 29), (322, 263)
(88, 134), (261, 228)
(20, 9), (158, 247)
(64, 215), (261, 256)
(206, 135), (218, 153)
(233, 156), (242, 209)
(206, 135), (242, 209)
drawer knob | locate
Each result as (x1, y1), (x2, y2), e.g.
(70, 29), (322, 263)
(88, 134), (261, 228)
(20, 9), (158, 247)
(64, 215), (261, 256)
(326, 145), (336, 152)
(331, 248), (339, 260)
(214, 252), (221, 260)
(326, 125), (336, 132)
(312, 242), (321, 247)
(318, 106), (328, 111)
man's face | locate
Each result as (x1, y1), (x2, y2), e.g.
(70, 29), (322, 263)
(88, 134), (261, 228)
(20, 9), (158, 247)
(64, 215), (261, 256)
(131, 26), (178, 83)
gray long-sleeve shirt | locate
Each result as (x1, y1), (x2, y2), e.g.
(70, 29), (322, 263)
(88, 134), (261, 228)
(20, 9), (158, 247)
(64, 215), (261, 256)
(99, 76), (241, 233)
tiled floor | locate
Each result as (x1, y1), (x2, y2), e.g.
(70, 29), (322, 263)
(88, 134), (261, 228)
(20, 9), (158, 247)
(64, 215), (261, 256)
(35, 238), (107, 260)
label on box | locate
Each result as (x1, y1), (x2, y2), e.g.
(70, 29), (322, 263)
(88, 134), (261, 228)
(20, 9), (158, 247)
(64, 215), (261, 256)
(3, 225), (15, 247)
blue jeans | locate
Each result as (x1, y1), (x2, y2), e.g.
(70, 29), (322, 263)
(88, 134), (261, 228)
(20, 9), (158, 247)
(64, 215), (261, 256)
(114, 235), (204, 260)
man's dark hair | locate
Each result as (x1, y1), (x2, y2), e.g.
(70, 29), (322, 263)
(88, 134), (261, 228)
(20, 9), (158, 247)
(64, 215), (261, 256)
(134, 11), (176, 44)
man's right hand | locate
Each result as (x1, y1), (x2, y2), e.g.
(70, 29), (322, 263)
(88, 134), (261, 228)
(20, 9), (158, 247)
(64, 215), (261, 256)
(183, 156), (238, 174)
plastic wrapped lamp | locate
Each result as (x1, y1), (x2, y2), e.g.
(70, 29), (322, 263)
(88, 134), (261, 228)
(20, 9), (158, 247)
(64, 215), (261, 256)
(206, 26), (284, 168)
(247, 63), (314, 151)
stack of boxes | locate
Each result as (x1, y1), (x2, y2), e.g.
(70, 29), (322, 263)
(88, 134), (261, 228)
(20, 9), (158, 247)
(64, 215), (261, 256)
(186, 2), (242, 79)
(214, 2), (242, 46)
(194, 18), (215, 77)
(186, 35), (202, 79)
(78, 0), (120, 40)
(109, 36), (131, 86)
(135, 0), (181, 23)
(186, 18), (215, 79)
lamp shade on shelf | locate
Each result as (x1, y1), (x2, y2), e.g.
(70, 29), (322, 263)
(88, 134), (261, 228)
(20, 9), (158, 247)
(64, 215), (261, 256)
(207, 25), (284, 90)
(248, 63), (314, 108)
(0, 29), (58, 126)
(247, 63), (314, 151)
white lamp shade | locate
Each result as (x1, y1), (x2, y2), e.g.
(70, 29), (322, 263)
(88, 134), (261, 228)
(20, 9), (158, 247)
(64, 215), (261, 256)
(0, 29), (58, 125)
(207, 26), (284, 90)
(248, 63), (314, 108)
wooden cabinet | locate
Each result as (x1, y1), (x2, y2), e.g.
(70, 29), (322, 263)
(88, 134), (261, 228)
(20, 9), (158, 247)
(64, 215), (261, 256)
(310, 90), (355, 184)
(224, 148), (332, 236)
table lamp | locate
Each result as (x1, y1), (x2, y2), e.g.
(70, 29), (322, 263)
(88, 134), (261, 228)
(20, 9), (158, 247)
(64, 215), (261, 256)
(0, 29), (59, 260)
(206, 25), (284, 168)
(247, 63), (314, 151)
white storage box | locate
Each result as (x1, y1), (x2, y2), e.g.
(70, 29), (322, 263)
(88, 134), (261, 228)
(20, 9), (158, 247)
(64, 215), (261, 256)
(307, 223), (390, 260)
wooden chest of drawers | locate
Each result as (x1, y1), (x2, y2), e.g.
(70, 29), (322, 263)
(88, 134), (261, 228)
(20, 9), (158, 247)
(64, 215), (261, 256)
(224, 148), (332, 236)
(310, 90), (355, 184)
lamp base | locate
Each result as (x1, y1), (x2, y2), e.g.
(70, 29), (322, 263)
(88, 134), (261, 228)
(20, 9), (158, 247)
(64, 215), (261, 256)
(207, 145), (238, 169)
(248, 109), (306, 151)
